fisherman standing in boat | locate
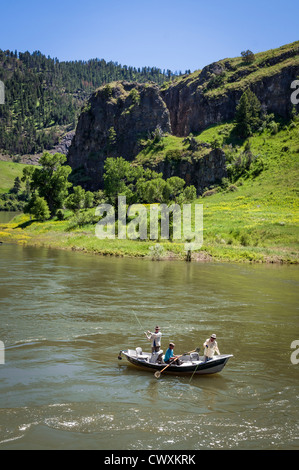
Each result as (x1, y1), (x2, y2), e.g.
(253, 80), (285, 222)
(145, 325), (162, 353)
(203, 334), (220, 362)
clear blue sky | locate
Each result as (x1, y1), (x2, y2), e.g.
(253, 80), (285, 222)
(1, 0), (298, 72)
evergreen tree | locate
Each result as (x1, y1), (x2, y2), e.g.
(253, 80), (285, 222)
(11, 176), (22, 194)
(0, 48), (176, 155)
(235, 89), (261, 138)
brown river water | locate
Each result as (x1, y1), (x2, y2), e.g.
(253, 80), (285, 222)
(0, 239), (298, 450)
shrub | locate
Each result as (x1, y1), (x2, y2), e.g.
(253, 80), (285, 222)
(202, 188), (218, 197)
(240, 233), (251, 246)
(241, 50), (255, 64)
(24, 195), (50, 221)
(227, 184), (238, 192)
(56, 209), (64, 220)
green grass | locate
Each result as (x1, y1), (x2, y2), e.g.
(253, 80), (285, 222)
(0, 212), (187, 260)
(0, 160), (30, 193)
(193, 121), (299, 263)
(135, 132), (211, 167)
(136, 134), (188, 165)
(0, 120), (298, 264)
(164, 40), (299, 99)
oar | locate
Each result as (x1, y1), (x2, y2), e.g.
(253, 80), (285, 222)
(154, 348), (199, 379)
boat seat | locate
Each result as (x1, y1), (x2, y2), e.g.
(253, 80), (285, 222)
(190, 352), (200, 362)
(135, 347), (143, 357)
(149, 350), (163, 363)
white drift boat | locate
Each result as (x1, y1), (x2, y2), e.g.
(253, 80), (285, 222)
(118, 348), (233, 377)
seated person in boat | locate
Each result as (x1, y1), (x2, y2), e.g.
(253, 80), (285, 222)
(164, 342), (181, 365)
(145, 325), (162, 353)
(203, 334), (220, 362)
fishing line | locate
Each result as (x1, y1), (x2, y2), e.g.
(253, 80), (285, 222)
(132, 309), (144, 331)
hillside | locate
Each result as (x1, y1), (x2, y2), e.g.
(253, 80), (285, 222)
(0, 42), (298, 263)
(195, 122), (299, 262)
(0, 160), (28, 193)
(67, 41), (299, 191)
(162, 41), (299, 135)
(0, 49), (177, 157)
(1, 120), (298, 263)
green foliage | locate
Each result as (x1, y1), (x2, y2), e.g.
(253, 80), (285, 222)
(24, 152), (72, 216)
(56, 209), (64, 220)
(108, 127), (117, 148)
(24, 194), (50, 221)
(129, 88), (141, 105)
(0, 191), (27, 211)
(163, 176), (185, 201)
(0, 48), (177, 155)
(11, 176), (22, 194)
(102, 84), (113, 99)
(180, 185), (197, 203)
(0, 162), (32, 210)
(235, 89), (262, 138)
(152, 125), (164, 143)
(1, 118), (298, 264)
(84, 191), (94, 209)
(137, 177), (167, 203)
(65, 185), (85, 212)
(241, 50), (255, 64)
(104, 157), (138, 203)
(103, 156), (196, 205)
(226, 146), (265, 182)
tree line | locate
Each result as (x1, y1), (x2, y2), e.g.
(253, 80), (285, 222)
(0, 49), (183, 156)
(8, 152), (196, 221)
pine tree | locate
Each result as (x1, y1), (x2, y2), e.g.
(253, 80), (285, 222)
(235, 89), (261, 138)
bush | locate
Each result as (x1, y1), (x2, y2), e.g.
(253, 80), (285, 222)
(241, 50), (255, 64)
(240, 233), (251, 246)
(268, 121), (279, 135)
(56, 209), (64, 220)
(24, 195), (50, 221)
(202, 188), (218, 197)
(227, 184), (238, 192)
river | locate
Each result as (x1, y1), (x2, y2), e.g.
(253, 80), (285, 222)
(0, 241), (298, 450)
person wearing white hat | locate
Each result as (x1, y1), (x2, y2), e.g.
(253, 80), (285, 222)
(203, 334), (220, 362)
(145, 325), (162, 353)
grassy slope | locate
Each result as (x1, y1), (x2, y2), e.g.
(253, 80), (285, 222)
(0, 160), (29, 193)
(1, 122), (298, 263)
(195, 123), (299, 262)
(162, 40), (299, 97)
(1, 38), (298, 262)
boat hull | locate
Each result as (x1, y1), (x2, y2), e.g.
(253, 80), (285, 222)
(120, 350), (233, 376)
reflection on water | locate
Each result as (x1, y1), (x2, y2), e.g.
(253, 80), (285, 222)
(0, 243), (298, 449)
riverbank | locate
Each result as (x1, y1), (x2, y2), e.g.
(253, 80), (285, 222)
(0, 212), (298, 264)
(1, 116), (298, 264)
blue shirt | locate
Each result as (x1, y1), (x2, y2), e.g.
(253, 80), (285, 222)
(164, 348), (174, 362)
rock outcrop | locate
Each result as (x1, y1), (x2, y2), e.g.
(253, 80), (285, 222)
(162, 46), (299, 136)
(67, 82), (171, 190)
(67, 42), (299, 191)
(153, 148), (227, 194)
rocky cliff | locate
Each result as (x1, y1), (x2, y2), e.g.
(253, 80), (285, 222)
(67, 81), (171, 190)
(153, 147), (227, 194)
(162, 44), (299, 136)
(67, 41), (299, 191)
